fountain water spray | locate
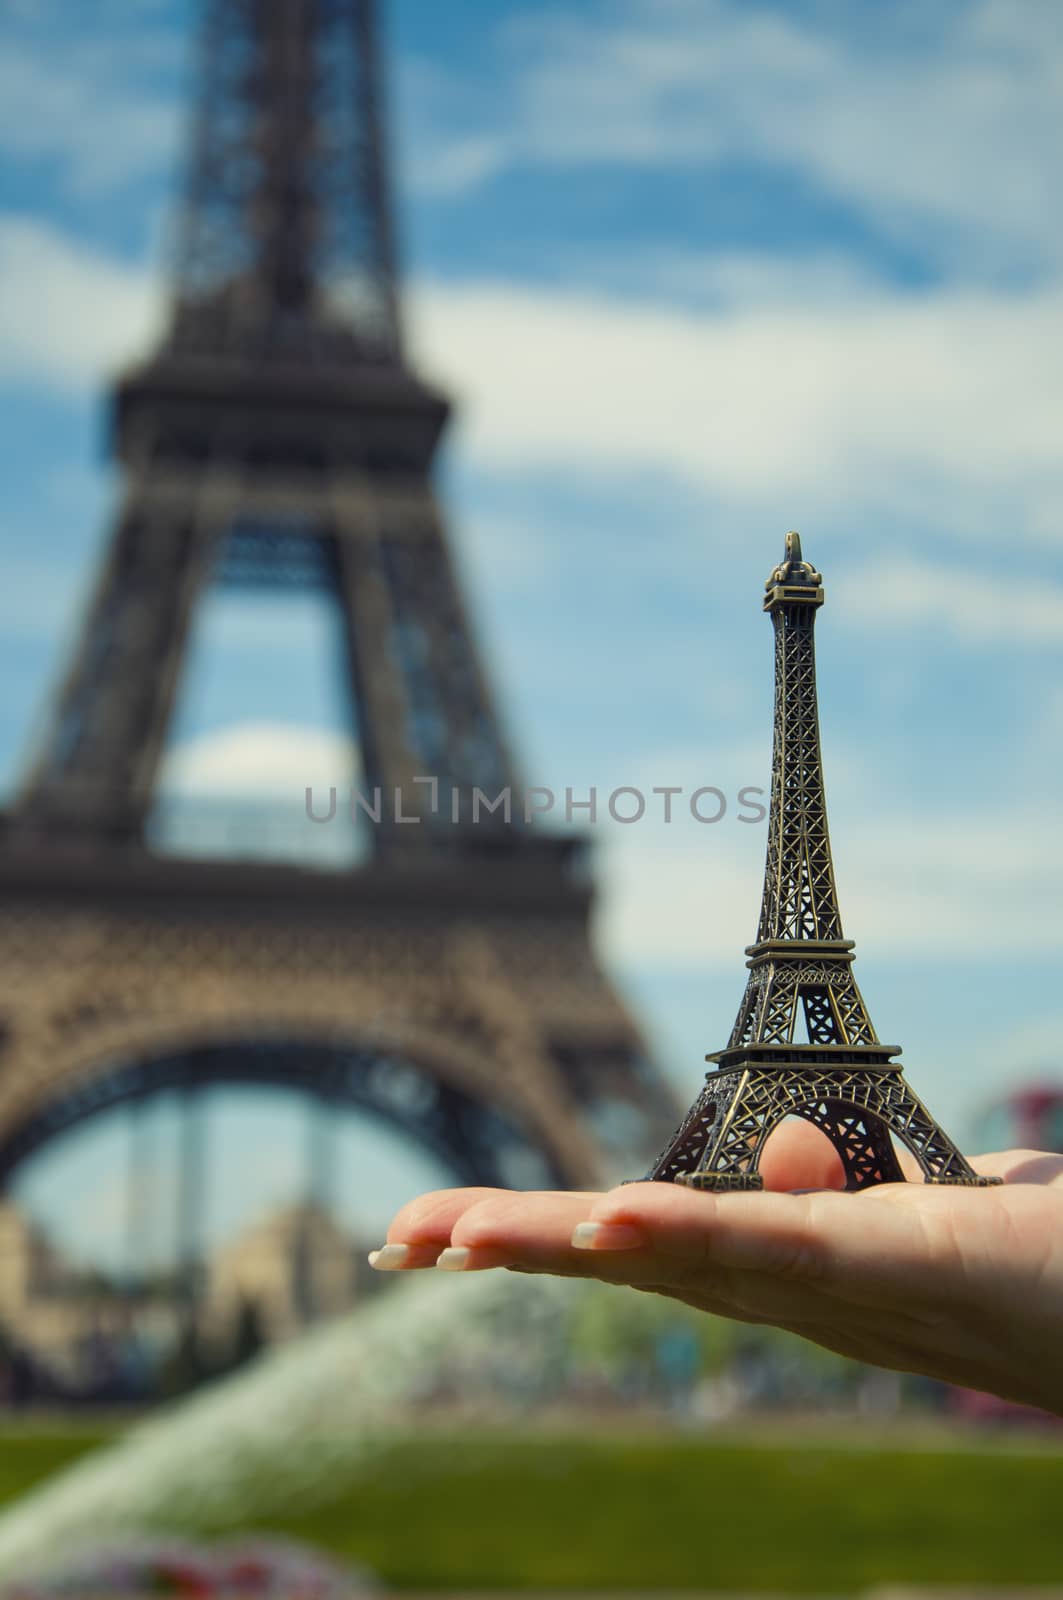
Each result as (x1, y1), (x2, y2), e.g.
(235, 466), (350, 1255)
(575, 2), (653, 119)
(0, 1270), (577, 1581)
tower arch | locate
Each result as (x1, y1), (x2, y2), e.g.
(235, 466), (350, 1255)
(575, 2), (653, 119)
(0, 1019), (582, 1193)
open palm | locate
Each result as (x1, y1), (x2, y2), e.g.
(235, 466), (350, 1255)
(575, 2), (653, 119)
(376, 1122), (1063, 1415)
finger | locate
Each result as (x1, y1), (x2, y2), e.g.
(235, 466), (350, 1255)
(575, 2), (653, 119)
(381, 1174), (971, 1323)
(368, 1242), (443, 1272)
(970, 1149), (1063, 1185)
(758, 1119), (927, 1185)
(406, 1181), (928, 1306)
(585, 1181), (948, 1308)
(371, 1187), (514, 1270)
(451, 1191), (605, 1274)
(380, 1187), (602, 1273)
(586, 1182), (827, 1278)
(444, 1185), (857, 1308)
(386, 1187), (511, 1248)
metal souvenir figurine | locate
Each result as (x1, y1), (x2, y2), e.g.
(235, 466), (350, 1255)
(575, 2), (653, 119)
(648, 533), (1000, 1191)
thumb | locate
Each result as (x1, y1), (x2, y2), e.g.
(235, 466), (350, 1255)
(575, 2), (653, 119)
(758, 1118), (846, 1192)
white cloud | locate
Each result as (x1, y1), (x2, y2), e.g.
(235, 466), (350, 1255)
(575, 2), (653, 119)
(598, 827), (762, 971)
(0, 22), (180, 195)
(159, 723), (358, 798)
(426, 0), (1063, 271)
(0, 216), (163, 390)
(600, 803), (1063, 973)
(586, 249), (887, 312)
(589, 734), (1063, 973)
(412, 273), (1063, 538)
(406, 135), (510, 198)
(834, 555), (1063, 645)
(5, 215), (1063, 543)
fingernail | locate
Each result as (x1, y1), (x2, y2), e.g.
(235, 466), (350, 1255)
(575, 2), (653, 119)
(571, 1221), (644, 1251)
(368, 1244), (409, 1270)
(435, 1247), (471, 1271)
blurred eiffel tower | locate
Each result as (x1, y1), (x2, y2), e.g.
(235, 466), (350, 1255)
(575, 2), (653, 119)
(0, 0), (677, 1264)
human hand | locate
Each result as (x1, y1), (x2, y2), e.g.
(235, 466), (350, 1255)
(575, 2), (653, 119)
(372, 1121), (1063, 1415)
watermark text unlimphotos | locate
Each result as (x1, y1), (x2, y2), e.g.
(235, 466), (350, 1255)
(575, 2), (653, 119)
(305, 780), (766, 826)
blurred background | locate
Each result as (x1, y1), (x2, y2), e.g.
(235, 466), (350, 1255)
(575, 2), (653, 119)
(0, 0), (1062, 1593)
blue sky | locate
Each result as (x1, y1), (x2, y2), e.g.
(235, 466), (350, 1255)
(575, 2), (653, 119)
(2, 0), (1063, 1269)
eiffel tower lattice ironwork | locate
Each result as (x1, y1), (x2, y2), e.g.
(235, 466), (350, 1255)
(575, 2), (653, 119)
(0, 0), (678, 1210)
(648, 533), (999, 1192)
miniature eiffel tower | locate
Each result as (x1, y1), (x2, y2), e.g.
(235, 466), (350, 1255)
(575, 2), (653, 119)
(648, 533), (999, 1191)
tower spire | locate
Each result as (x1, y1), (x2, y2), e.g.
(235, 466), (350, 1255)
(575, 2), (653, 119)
(172, 0), (402, 361)
(646, 534), (1000, 1191)
(757, 531), (841, 945)
(727, 533), (874, 1053)
(10, 0), (466, 843)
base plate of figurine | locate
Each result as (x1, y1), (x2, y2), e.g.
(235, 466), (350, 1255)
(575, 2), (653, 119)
(673, 1170), (1003, 1190)
(925, 1174), (1003, 1186)
(675, 1172), (765, 1191)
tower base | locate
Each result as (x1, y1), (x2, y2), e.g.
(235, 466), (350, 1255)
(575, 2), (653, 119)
(676, 1172), (765, 1192)
(675, 1171), (1001, 1190)
(925, 1175), (1002, 1187)
(649, 1058), (1002, 1191)
(0, 842), (680, 1192)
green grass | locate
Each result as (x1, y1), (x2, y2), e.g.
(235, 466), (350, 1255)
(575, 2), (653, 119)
(1, 1423), (1062, 1591)
(0, 1426), (111, 1511)
(267, 1429), (1063, 1591)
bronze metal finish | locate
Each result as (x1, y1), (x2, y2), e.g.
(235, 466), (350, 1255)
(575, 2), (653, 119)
(647, 533), (999, 1191)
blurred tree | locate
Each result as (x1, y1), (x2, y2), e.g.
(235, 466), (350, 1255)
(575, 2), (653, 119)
(226, 1296), (266, 1374)
(159, 1319), (214, 1398)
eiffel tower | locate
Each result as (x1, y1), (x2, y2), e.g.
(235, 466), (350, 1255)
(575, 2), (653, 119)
(648, 533), (999, 1191)
(0, 0), (677, 1218)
